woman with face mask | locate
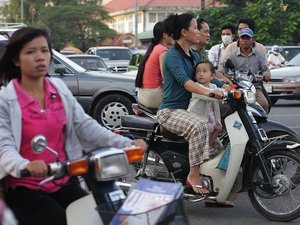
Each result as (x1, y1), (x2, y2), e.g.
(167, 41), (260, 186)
(208, 24), (235, 70)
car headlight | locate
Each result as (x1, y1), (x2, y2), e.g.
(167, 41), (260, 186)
(92, 148), (130, 181)
(282, 76), (300, 83)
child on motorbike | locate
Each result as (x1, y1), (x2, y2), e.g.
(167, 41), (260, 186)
(0, 27), (147, 225)
(187, 61), (224, 157)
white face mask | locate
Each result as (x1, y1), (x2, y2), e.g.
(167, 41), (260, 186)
(221, 35), (233, 45)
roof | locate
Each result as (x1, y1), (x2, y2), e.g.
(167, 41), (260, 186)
(103, 0), (201, 12)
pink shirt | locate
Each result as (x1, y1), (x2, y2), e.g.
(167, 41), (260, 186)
(142, 44), (167, 88)
(7, 78), (69, 192)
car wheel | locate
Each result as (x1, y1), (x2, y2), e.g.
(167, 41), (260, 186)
(93, 94), (134, 130)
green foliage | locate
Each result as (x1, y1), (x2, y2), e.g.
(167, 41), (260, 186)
(1, 0), (116, 51)
(198, 0), (300, 47)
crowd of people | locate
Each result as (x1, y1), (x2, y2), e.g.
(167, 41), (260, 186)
(0, 11), (283, 225)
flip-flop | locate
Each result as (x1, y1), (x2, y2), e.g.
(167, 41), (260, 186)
(186, 180), (209, 194)
(204, 201), (234, 208)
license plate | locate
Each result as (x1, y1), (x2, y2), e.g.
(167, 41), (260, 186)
(263, 83), (273, 93)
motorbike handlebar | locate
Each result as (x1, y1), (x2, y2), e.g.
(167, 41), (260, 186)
(20, 165), (53, 178)
(20, 168), (30, 177)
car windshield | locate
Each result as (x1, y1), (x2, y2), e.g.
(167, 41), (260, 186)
(96, 49), (132, 61)
(52, 49), (86, 72)
(287, 53), (300, 66)
(69, 57), (108, 71)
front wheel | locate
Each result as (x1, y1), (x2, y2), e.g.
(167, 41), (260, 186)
(248, 149), (300, 222)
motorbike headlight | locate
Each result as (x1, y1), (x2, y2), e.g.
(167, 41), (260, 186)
(92, 148), (130, 181)
(282, 76), (300, 83)
(244, 91), (256, 104)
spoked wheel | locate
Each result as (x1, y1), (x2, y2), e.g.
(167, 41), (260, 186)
(248, 149), (300, 222)
(137, 151), (170, 179)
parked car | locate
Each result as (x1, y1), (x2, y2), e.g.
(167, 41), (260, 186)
(86, 46), (132, 73)
(66, 54), (109, 72)
(50, 49), (137, 129)
(264, 52), (300, 104)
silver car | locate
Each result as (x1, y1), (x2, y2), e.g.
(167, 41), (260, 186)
(50, 50), (137, 130)
(265, 53), (300, 104)
(86, 46), (132, 73)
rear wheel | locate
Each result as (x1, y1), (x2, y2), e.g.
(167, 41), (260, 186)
(248, 149), (300, 222)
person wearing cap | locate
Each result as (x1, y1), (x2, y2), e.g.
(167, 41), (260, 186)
(268, 45), (286, 69)
(220, 18), (267, 66)
(224, 27), (271, 113)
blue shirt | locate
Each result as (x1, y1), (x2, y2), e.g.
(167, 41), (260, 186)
(159, 43), (200, 110)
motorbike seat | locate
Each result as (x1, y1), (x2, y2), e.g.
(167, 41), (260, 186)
(160, 127), (186, 141)
(136, 102), (158, 115)
(121, 115), (158, 131)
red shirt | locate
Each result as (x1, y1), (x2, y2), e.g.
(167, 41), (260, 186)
(7, 78), (69, 192)
(142, 44), (167, 88)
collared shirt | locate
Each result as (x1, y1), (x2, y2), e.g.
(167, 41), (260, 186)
(7, 78), (69, 192)
(159, 42), (200, 110)
(208, 43), (225, 69)
(227, 48), (269, 75)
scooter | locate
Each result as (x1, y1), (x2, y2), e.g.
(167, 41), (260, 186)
(120, 88), (300, 222)
(20, 135), (144, 225)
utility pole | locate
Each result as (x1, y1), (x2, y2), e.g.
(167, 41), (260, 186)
(21, 0), (24, 23)
(134, 0), (138, 48)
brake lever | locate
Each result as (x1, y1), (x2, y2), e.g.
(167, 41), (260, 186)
(38, 175), (56, 190)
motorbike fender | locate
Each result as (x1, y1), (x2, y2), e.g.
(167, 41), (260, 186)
(201, 112), (249, 203)
(263, 140), (300, 153)
(66, 193), (103, 225)
(258, 120), (298, 136)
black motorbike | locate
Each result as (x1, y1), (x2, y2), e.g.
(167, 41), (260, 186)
(120, 88), (300, 222)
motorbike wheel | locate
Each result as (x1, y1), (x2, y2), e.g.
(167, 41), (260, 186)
(137, 151), (170, 179)
(248, 149), (300, 222)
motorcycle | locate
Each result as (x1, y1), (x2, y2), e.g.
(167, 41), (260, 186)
(120, 88), (300, 222)
(20, 135), (145, 225)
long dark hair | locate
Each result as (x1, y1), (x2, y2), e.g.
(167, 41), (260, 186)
(135, 21), (166, 87)
(0, 27), (52, 83)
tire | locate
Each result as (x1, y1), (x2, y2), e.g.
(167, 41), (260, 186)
(270, 97), (278, 105)
(248, 149), (300, 222)
(92, 94), (133, 130)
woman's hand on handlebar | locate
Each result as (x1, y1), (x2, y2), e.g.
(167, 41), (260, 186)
(25, 160), (48, 177)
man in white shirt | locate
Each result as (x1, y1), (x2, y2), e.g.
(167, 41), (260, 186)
(208, 24), (235, 70)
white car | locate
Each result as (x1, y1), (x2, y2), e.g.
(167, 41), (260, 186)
(86, 46), (132, 73)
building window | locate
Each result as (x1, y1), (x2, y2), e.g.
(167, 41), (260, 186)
(158, 13), (165, 21)
(149, 13), (156, 23)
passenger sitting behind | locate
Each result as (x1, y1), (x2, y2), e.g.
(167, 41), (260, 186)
(187, 61), (224, 156)
(135, 21), (173, 109)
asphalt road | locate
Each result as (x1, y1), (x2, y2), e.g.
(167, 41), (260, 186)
(186, 99), (300, 225)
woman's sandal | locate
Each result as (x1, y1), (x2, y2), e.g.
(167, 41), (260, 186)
(204, 201), (234, 208)
(185, 180), (209, 194)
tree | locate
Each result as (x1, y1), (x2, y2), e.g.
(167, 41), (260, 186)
(1, 0), (116, 51)
(197, 0), (300, 47)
